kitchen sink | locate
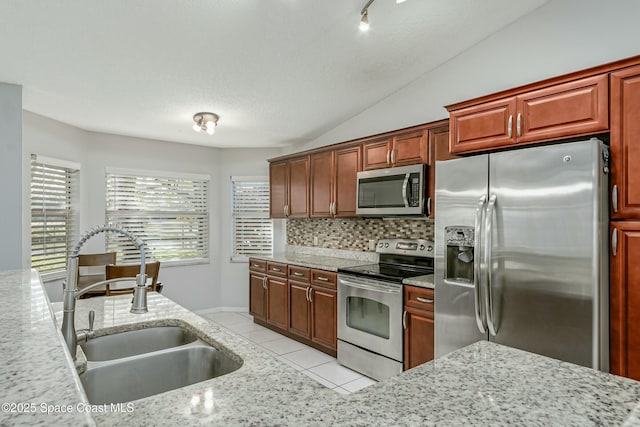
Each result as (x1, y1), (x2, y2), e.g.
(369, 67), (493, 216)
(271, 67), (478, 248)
(80, 326), (198, 361)
(77, 323), (243, 404)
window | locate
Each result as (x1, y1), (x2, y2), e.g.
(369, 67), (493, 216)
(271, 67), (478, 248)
(30, 155), (80, 278)
(105, 168), (209, 266)
(231, 176), (272, 261)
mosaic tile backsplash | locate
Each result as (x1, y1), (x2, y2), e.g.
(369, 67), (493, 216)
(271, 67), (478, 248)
(287, 218), (434, 252)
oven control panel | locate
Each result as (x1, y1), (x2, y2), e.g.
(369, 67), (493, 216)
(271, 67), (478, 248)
(376, 238), (434, 257)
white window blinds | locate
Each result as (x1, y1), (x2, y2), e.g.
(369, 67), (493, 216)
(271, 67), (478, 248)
(232, 177), (272, 261)
(30, 155), (80, 276)
(105, 170), (210, 265)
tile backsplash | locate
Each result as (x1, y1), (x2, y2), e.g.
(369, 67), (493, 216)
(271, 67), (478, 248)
(287, 218), (434, 252)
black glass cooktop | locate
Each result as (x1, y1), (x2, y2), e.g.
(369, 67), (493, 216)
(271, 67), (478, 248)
(338, 263), (433, 283)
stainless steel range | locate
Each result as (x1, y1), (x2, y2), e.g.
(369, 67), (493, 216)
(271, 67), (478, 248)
(337, 238), (434, 380)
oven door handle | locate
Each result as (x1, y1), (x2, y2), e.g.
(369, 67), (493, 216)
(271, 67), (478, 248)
(339, 278), (402, 294)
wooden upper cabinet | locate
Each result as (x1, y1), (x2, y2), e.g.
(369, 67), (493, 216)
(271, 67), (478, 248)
(611, 65), (640, 220)
(333, 146), (361, 217)
(449, 74), (609, 155)
(363, 133), (427, 170)
(288, 157), (309, 218)
(310, 146), (361, 218)
(610, 221), (640, 381)
(516, 74), (608, 144)
(392, 130), (427, 167)
(450, 97), (517, 154)
(427, 124), (452, 219)
(269, 157), (309, 219)
(310, 151), (333, 218)
(269, 161), (288, 218)
(363, 138), (392, 170)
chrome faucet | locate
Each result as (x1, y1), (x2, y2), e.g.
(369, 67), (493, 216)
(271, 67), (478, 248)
(61, 225), (148, 359)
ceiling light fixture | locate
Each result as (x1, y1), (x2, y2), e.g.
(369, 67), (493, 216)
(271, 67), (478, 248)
(192, 112), (219, 135)
(396, 0), (407, 3)
(359, 0), (374, 31)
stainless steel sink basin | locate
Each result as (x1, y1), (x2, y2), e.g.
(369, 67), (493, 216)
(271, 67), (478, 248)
(80, 326), (198, 361)
(80, 344), (242, 404)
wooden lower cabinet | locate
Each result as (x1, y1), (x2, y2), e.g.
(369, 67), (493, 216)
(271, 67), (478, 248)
(610, 221), (640, 380)
(288, 280), (311, 338)
(249, 272), (266, 321)
(403, 285), (435, 370)
(403, 307), (435, 370)
(310, 285), (337, 351)
(266, 276), (288, 330)
(249, 259), (337, 356)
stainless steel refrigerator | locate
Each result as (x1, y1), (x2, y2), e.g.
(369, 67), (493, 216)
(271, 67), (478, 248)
(434, 138), (609, 370)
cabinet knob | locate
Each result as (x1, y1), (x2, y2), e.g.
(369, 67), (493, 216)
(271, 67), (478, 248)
(612, 185), (618, 213)
(612, 228), (618, 257)
(516, 113), (522, 137)
(508, 115), (513, 138)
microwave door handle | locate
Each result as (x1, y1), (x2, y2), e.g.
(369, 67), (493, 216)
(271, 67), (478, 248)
(402, 173), (410, 208)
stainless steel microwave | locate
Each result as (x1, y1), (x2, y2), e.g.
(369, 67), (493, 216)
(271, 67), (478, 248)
(356, 164), (427, 216)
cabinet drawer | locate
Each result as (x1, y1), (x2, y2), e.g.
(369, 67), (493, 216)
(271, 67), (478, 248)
(267, 261), (288, 278)
(310, 269), (337, 289)
(288, 265), (310, 282)
(249, 258), (267, 273)
(404, 285), (435, 312)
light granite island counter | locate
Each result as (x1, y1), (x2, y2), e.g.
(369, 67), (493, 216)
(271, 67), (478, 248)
(3, 268), (640, 426)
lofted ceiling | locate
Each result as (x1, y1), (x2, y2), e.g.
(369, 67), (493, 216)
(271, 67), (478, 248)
(0, 0), (548, 148)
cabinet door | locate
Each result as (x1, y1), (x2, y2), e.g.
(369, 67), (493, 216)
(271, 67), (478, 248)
(310, 286), (337, 351)
(287, 157), (309, 218)
(269, 161), (288, 218)
(363, 139), (392, 170)
(309, 151), (333, 218)
(288, 281), (311, 338)
(392, 130), (427, 167)
(427, 125), (452, 219)
(403, 306), (434, 370)
(611, 65), (640, 220)
(449, 97), (517, 154)
(516, 74), (608, 144)
(333, 146), (361, 217)
(266, 276), (288, 330)
(249, 273), (266, 321)
(610, 221), (640, 380)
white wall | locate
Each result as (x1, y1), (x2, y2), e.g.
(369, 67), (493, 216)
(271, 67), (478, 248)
(22, 112), (282, 311)
(298, 0), (640, 151)
(0, 82), (23, 270)
(216, 148), (284, 310)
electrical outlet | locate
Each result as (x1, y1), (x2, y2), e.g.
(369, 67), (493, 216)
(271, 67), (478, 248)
(368, 239), (376, 251)
(313, 236), (319, 246)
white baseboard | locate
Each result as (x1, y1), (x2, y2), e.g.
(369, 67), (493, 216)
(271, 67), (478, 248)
(194, 306), (249, 316)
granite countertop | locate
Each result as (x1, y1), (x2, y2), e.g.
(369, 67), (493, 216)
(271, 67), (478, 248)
(251, 252), (372, 272)
(3, 268), (640, 426)
(402, 274), (434, 289)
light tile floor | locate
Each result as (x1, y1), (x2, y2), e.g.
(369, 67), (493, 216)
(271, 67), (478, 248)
(202, 311), (378, 395)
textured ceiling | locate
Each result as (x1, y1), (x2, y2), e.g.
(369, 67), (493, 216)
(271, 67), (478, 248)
(0, 0), (548, 148)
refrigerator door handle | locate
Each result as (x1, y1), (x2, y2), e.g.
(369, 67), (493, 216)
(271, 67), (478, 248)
(401, 173), (410, 207)
(473, 195), (487, 334)
(485, 194), (498, 336)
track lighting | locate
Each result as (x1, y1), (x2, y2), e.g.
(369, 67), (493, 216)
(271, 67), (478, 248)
(192, 112), (219, 135)
(359, 10), (370, 31)
(359, 0), (374, 31)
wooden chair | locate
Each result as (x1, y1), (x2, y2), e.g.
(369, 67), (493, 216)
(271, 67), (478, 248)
(105, 261), (161, 296)
(77, 252), (117, 298)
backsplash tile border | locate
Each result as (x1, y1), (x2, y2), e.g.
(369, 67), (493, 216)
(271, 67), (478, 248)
(287, 218), (434, 252)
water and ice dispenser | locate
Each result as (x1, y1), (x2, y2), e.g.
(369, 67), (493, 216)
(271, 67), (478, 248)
(444, 226), (475, 284)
